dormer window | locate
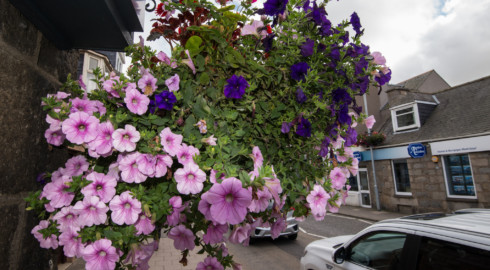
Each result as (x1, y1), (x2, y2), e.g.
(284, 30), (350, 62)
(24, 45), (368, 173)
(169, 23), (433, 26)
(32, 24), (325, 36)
(391, 103), (420, 132)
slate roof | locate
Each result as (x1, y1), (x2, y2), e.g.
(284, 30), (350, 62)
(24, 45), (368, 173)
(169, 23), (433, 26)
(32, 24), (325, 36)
(377, 75), (490, 146)
(390, 70), (437, 90)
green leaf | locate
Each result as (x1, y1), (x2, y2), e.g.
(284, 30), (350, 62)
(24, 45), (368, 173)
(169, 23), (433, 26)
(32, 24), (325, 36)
(104, 230), (122, 240)
(199, 72), (210, 85)
(234, 129), (245, 137)
(183, 115), (196, 138)
(185, 36), (203, 56)
(151, 117), (169, 126)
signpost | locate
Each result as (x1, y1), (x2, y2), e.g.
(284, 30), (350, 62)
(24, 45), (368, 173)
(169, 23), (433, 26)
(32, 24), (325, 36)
(408, 143), (426, 158)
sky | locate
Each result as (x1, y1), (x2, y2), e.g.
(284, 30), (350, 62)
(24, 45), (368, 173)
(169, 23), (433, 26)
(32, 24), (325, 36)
(134, 0), (490, 86)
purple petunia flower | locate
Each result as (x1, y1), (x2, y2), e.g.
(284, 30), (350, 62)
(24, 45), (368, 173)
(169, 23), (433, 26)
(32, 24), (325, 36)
(45, 128), (65, 146)
(205, 177), (252, 225)
(135, 213), (155, 235)
(262, 33), (275, 52)
(375, 69), (392, 86)
(224, 75), (249, 99)
(290, 62), (310, 81)
(319, 137), (330, 158)
(281, 122), (292, 134)
(350, 12), (362, 35)
(296, 117), (312, 137)
(197, 257), (225, 270)
(296, 87), (307, 104)
(138, 74), (157, 96)
(263, 0), (288, 16)
(203, 224), (228, 245)
(168, 225), (195, 251)
(165, 74), (180, 92)
(301, 38), (315, 57)
(155, 91), (177, 111)
(355, 57), (369, 75)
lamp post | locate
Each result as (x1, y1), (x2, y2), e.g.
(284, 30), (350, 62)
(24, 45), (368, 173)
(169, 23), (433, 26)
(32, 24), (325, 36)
(363, 94), (381, 211)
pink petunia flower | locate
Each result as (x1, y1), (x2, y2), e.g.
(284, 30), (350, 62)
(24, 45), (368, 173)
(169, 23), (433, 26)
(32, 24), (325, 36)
(81, 172), (117, 203)
(157, 51), (171, 65)
(62, 155), (89, 177)
(195, 119), (207, 134)
(93, 100), (107, 116)
(136, 153), (156, 176)
(241, 20), (267, 40)
(248, 187), (272, 213)
(169, 196), (182, 209)
(198, 192), (215, 223)
(165, 74), (180, 92)
(123, 241), (159, 270)
(251, 146), (263, 169)
(59, 227), (84, 258)
(135, 213), (155, 235)
(196, 257), (224, 270)
(103, 78), (120, 98)
(168, 225), (195, 251)
(45, 128), (65, 146)
(70, 97), (97, 115)
(174, 163), (206, 195)
(46, 114), (62, 131)
(176, 143), (200, 166)
(43, 176), (74, 209)
(124, 87), (150, 115)
(271, 217), (286, 239)
(83, 239), (120, 270)
(61, 112), (99, 144)
(203, 223), (228, 245)
(159, 127), (183, 156)
(109, 191), (142, 225)
(182, 50), (196, 74)
(73, 196), (108, 227)
(53, 206), (80, 232)
(205, 177), (252, 225)
(307, 184), (330, 221)
(364, 115), (376, 129)
(371, 51), (386, 65)
(112, 124), (141, 152)
(330, 167), (347, 190)
(348, 158), (359, 177)
(31, 220), (59, 249)
(119, 152), (148, 183)
(138, 74), (157, 96)
(229, 224), (252, 245)
(202, 135), (217, 146)
(88, 121), (114, 155)
(154, 154), (173, 178)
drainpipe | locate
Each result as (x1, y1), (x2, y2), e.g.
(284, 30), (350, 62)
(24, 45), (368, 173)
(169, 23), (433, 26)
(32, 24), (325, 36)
(363, 94), (381, 211)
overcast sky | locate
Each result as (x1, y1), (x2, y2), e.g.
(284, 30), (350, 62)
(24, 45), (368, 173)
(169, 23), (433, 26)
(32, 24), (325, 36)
(136, 0), (490, 86)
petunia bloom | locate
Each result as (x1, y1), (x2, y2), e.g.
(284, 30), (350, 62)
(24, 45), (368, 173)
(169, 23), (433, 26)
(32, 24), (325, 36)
(109, 191), (142, 225)
(62, 155), (89, 177)
(88, 121), (114, 155)
(202, 135), (217, 146)
(371, 51), (386, 65)
(205, 177), (252, 225)
(59, 227), (84, 257)
(83, 239), (120, 270)
(229, 224), (252, 245)
(350, 12), (362, 35)
(154, 91), (177, 111)
(196, 256), (224, 270)
(135, 213), (155, 235)
(81, 172), (117, 203)
(73, 196), (108, 227)
(45, 128), (66, 146)
(224, 75), (249, 99)
(203, 223), (228, 245)
(296, 117), (312, 137)
(241, 20), (267, 39)
(168, 225), (195, 251)
(124, 87), (150, 115)
(364, 115), (376, 129)
(176, 143), (200, 166)
(119, 152), (147, 183)
(330, 167), (347, 190)
(154, 154), (173, 178)
(165, 74), (180, 92)
(182, 50), (196, 74)
(263, 0), (288, 16)
(138, 74), (157, 96)
(62, 112), (99, 144)
(290, 62), (310, 81)
(300, 38), (315, 57)
(307, 184), (330, 221)
(53, 206), (80, 232)
(251, 146), (263, 169)
(296, 87), (307, 104)
(174, 163), (206, 195)
(43, 176), (75, 209)
(159, 127), (183, 156)
(112, 124), (140, 152)
(31, 220), (59, 249)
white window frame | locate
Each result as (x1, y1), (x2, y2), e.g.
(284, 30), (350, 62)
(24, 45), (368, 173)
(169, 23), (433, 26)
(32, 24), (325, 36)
(390, 102), (420, 132)
(83, 53), (106, 92)
(391, 159), (412, 196)
(441, 154), (477, 199)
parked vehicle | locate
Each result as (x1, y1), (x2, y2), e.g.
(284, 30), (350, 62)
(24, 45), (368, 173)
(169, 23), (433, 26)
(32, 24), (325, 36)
(300, 210), (490, 270)
(251, 209), (299, 241)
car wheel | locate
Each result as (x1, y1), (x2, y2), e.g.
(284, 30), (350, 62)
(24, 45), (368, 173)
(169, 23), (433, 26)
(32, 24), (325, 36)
(288, 233), (298, 240)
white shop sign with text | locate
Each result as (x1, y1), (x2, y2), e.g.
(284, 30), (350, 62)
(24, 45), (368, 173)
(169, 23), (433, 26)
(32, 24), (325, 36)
(429, 135), (490, 155)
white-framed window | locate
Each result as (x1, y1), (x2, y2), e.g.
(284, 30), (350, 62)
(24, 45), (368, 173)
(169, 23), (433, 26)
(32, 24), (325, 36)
(392, 159), (411, 195)
(442, 154), (476, 198)
(390, 103), (420, 132)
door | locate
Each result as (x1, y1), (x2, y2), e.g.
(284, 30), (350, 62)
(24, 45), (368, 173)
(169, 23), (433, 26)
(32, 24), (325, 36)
(359, 169), (371, 208)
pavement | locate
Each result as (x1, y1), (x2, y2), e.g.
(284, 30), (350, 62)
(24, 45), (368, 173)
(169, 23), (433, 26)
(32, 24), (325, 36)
(63, 205), (404, 270)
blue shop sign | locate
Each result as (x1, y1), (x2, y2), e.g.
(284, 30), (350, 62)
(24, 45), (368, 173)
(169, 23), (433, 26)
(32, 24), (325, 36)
(353, 151), (362, 161)
(408, 143), (426, 158)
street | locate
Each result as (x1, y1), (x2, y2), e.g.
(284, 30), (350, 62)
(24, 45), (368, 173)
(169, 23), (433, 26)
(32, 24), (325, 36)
(226, 214), (373, 270)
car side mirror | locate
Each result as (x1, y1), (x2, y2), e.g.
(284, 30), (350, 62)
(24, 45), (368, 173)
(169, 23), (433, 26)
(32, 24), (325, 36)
(333, 247), (346, 264)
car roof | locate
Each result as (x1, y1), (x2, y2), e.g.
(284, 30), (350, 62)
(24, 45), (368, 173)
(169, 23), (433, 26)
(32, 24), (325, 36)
(375, 212), (490, 239)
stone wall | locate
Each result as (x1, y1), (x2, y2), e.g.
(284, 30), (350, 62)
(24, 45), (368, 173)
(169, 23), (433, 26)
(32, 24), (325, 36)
(361, 149), (490, 214)
(0, 0), (79, 269)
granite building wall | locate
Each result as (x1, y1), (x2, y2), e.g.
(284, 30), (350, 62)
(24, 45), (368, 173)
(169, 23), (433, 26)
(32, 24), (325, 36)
(361, 149), (490, 214)
(0, 0), (79, 269)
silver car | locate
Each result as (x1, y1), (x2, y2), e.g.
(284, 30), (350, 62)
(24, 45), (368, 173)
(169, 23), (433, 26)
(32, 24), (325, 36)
(251, 210), (299, 241)
(300, 210), (490, 270)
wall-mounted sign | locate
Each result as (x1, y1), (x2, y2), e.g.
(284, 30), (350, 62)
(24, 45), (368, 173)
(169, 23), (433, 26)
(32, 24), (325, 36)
(408, 143), (426, 158)
(429, 135), (490, 155)
(353, 151), (362, 161)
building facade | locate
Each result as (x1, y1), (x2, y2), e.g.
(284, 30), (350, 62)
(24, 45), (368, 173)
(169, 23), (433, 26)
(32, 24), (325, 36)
(347, 71), (490, 214)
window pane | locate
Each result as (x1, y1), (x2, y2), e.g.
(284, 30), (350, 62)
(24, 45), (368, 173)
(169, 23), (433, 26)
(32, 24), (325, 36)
(444, 154), (475, 196)
(359, 171), (369, 191)
(417, 237), (490, 270)
(393, 160), (411, 193)
(89, 57), (99, 70)
(348, 232), (407, 269)
(396, 107), (413, 115)
(347, 175), (359, 191)
(87, 73), (97, 92)
(397, 113), (415, 127)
